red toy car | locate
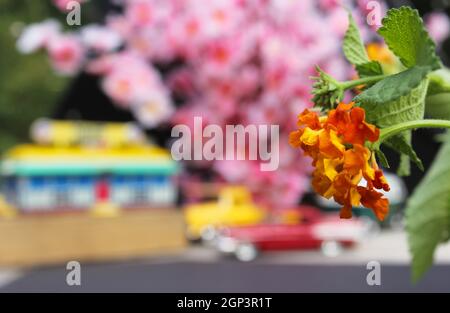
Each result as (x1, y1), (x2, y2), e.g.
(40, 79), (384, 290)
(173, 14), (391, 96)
(213, 206), (375, 261)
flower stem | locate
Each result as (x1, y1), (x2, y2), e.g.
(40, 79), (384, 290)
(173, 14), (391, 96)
(341, 75), (387, 90)
(377, 119), (450, 145)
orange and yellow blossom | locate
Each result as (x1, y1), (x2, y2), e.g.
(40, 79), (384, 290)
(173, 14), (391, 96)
(290, 103), (390, 221)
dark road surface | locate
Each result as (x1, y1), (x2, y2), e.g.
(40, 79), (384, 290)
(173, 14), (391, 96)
(1, 260), (450, 292)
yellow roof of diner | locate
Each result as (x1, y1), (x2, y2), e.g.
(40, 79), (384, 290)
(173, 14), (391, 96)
(1, 144), (179, 176)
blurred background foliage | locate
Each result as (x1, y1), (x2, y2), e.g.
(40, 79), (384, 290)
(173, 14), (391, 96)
(0, 0), (447, 154)
(0, 0), (70, 152)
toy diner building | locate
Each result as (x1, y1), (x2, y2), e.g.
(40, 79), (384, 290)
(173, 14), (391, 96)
(0, 119), (179, 213)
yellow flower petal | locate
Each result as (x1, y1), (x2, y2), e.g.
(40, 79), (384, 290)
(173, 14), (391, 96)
(350, 188), (361, 207)
(323, 158), (341, 181)
(323, 185), (335, 199)
(351, 171), (363, 185)
(300, 127), (322, 146)
(364, 162), (375, 180)
(329, 129), (345, 153)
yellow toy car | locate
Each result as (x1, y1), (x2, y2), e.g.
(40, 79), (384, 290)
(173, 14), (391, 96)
(184, 186), (266, 241)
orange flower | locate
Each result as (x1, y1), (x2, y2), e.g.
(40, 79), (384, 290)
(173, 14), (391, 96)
(318, 128), (345, 159)
(289, 128), (321, 159)
(312, 170), (334, 198)
(345, 107), (379, 145)
(367, 43), (396, 66)
(327, 103), (379, 145)
(372, 170), (390, 192)
(289, 102), (390, 221)
(289, 130), (303, 148)
(297, 109), (321, 129)
(326, 102), (353, 132)
(343, 144), (375, 180)
(333, 173), (362, 219)
(369, 157), (390, 192)
(357, 187), (389, 221)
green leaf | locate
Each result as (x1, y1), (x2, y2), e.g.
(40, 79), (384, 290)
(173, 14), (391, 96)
(359, 75), (429, 124)
(378, 6), (441, 70)
(426, 70), (450, 119)
(342, 12), (383, 79)
(355, 66), (430, 105)
(355, 7), (443, 177)
(384, 132), (424, 176)
(356, 61), (383, 78)
(360, 78), (429, 174)
(375, 149), (390, 168)
(406, 132), (450, 282)
(426, 93), (450, 119)
(397, 153), (411, 176)
(343, 12), (369, 66)
(427, 69), (450, 96)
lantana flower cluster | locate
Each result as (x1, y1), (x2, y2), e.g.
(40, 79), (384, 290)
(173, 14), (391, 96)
(290, 103), (390, 220)
(14, 0), (409, 209)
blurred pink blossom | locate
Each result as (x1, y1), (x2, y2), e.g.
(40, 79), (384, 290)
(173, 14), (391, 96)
(357, 0), (387, 30)
(47, 35), (84, 75)
(80, 25), (122, 53)
(426, 12), (450, 44)
(328, 7), (350, 37)
(16, 19), (60, 54)
(319, 0), (344, 11)
(100, 53), (169, 108)
(131, 91), (175, 128)
(19, 0), (397, 209)
(53, 0), (85, 12)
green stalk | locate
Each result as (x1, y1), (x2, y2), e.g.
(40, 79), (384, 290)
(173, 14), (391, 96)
(377, 119), (450, 146)
(340, 75), (387, 90)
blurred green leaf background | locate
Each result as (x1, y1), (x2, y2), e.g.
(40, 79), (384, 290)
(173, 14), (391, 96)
(0, 0), (69, 152)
